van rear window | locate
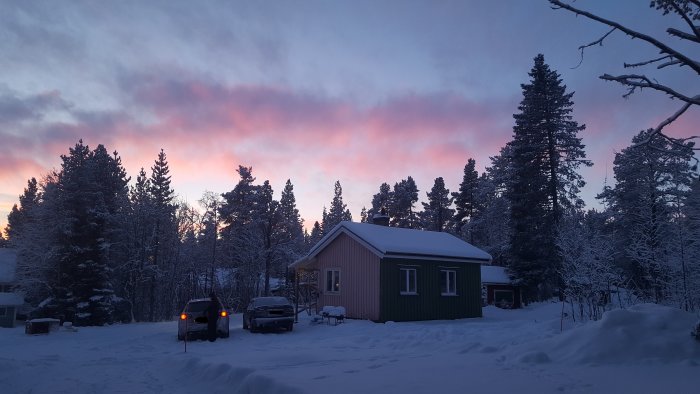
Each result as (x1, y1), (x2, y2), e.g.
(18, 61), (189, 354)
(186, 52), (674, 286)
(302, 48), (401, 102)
(185, 301), (210, 312)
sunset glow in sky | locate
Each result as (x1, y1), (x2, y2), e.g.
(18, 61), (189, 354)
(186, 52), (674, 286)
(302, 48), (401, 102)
(1, 0), (698, 232)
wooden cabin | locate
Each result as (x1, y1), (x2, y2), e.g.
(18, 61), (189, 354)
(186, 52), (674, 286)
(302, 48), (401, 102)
(291, 221), (491, 322)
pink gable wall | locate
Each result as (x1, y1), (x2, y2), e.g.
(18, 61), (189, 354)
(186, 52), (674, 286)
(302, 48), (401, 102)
(314, 232), (381, 321)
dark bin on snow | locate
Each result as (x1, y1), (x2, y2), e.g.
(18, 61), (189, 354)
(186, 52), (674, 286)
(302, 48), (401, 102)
(25, 318), (60, 334)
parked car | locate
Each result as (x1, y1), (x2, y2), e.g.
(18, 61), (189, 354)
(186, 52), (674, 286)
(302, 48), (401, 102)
(243, 296), (294, 332)
(177, 298), (229, 340)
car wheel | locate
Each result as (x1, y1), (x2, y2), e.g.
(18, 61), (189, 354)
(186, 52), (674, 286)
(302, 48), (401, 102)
(250, 320), (258, 333)
(243, 317), (248, 330)
(287, 322), (294, 332)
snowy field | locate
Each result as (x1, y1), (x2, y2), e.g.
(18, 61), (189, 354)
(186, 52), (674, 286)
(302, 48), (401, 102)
(1, 302), (699, 394)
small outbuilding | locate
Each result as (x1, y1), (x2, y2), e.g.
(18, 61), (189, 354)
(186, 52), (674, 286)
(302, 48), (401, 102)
(481, 265), (521, 309)
(291, 221), (491, 322)
(0, 249), (24, 328)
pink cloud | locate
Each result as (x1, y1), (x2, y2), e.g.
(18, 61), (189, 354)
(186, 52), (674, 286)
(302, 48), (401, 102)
(1, 75), (697, 233)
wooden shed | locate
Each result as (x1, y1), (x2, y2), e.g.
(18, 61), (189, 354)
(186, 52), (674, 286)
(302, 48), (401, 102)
(291, 221), (491, 322)
(0, 249), (24, 328)
(481, 265), (521, 309)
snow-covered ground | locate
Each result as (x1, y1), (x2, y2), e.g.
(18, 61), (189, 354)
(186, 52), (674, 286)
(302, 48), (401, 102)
(1, 302), (699, 394)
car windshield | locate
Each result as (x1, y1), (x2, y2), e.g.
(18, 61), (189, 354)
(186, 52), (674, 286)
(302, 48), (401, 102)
(253, 297), (290, 307)
(185, 301), (211, 312)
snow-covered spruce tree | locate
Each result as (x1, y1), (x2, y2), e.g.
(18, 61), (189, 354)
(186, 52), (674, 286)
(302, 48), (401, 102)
(682, 174), (700, 310)
(466, 152), (511, 266)
(557, 209), (618, 321)
(5, 177), (40, 244)
(367, 182), (392, 222)
(507, 54), (591, 302)
(277, 179), (305, 269)
(48, 141), (129, 325)
(420, 177), (454, 232)
(390, 176), (419, 229)
(360, 207), (368, 223)
(195, 191), (221, 296)
(452, 158), (479, 238)
(598, 129), (694, 305)
(322, 181), (352, 232)
(120, 167), (154, 322)
(306, 221), (323, 249)
(253, 180), (282, 296)
(219, 166), (262, 309)
(8, 176), (58, 308)
(89, 145), (131, 324)
(146, 149), (178, 321)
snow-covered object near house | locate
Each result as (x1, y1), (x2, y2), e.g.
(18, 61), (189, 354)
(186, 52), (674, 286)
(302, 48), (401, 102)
(480, 265), (511, 284)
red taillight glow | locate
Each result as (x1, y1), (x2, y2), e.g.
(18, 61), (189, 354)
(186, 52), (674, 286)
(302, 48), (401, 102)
(180, 313), (187, 320)
(220, 311), (228, 317)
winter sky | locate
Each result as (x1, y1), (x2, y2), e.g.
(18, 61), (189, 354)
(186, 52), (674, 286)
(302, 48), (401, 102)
(1, 0), (698, 231)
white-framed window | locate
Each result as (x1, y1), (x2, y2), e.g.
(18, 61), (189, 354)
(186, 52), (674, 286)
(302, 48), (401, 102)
(325, 269), (340, 293)
(399, 268), (417, 295)
(441, 270), (457, 296)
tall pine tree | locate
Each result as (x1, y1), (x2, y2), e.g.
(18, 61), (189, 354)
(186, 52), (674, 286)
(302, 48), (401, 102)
(390, 176), (419, 228)
(507, 54), (591, 302)
(5, 177), (40, 244)
(452, 158), (479, 237)
(420, 177), (454, 232)
(367, 182), (392, 222)
(323, 181), (352, 231)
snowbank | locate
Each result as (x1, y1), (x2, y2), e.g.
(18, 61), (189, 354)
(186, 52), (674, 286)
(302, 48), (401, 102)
(2, 302), (698, 394)
(178, 357), (303, 394)
(519, 303), (700, 365)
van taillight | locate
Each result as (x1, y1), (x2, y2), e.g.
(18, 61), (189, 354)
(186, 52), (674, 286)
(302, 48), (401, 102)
(220, 311), (228, 317)
(180, 313), (187, 320)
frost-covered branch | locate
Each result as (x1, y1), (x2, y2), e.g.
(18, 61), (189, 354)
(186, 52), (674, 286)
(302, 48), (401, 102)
(549, 0), (700, 75)
(548, 0), (699, 142)
(631, 102), (699, 151)
(600, 74), (700, 104)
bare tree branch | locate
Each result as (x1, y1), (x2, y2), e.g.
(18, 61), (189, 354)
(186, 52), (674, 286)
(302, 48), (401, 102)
(668, 28), (700, 43)
(631, 102), (697, 150)
(624, 55), (673, 68)
(550, 0), (698, 146)
(668, 1), (700, 42)
(549, 0), (700, 75)
(657, 59), (683, 69)
(572, 27), (616, 69)
(600, 74), (700, 105)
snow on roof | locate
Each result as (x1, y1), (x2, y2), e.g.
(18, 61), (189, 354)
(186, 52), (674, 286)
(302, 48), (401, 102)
(0, 248), (18, 283)
(481, 265), (512, 284)
(294, 221), (491, 267)
(0, 292), (24, 305)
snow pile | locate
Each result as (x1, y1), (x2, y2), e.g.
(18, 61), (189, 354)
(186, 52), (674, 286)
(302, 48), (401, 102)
(519, 303), (700, 365)
(177, 357), (303, 394)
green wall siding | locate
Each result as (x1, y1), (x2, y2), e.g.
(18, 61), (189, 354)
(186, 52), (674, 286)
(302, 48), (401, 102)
(0, 306), (17, 328)
(379, 258), (482, 322)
